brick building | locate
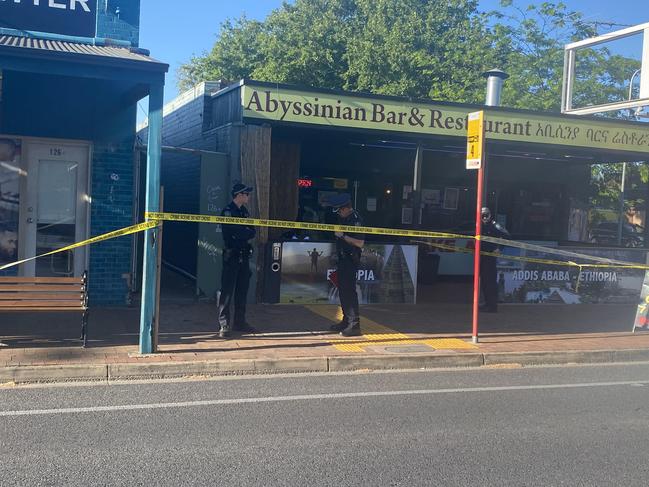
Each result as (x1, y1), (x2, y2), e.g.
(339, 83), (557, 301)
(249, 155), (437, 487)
(0, 0), (167, 307)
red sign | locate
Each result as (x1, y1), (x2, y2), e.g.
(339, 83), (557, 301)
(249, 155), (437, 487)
(297, 178), (313, 188)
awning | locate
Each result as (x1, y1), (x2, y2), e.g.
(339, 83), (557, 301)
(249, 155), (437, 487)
(0, 34), (168, 84)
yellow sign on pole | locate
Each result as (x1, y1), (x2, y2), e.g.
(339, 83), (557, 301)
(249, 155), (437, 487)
(466, 111), (484, 170)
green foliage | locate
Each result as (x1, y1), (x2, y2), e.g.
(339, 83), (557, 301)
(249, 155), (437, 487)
(178, 0), (638, 113)
(341, 0), (506, 102)
(177, 16), (266, 91)
(492, 1), (632, 111)
(178, 0), (507, 103)
(178, 0), (647, 218)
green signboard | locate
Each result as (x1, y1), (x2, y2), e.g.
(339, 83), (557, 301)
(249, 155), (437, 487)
(241, 83), (649, 155)
(196, 153), (230, 300)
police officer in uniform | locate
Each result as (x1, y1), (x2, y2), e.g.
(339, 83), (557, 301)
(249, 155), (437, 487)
(329, 193), (365, 337)
(480, 207), (510, 313)
(217, 183), (257, 338)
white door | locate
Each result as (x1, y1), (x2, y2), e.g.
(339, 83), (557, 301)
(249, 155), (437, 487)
(19, 141), (90, 277)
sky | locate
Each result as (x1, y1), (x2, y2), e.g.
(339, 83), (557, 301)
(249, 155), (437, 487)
(137, 0), (648, 118)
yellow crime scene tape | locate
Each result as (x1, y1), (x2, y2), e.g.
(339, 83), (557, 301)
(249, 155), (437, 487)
(415, 240), (649, 271)
(2, 211), (648, 272)
(147, 211), (649, 271)
(0, 221), (158, 272)
(481, 235), (644, 267)
(144, 211), (469, 240)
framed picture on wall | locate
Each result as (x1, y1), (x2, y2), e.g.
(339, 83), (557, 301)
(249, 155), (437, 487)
(421, 188), (442, 207)
(443, 188), (459, 210)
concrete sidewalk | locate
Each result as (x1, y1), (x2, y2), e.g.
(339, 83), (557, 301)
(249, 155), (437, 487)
(1, 302), (649, 384)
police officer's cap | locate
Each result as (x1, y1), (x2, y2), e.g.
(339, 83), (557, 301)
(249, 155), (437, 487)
(232, 183), (254, 197)
(329, 193), (352, 210)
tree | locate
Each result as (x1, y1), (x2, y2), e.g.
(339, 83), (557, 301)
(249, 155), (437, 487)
(493, 0), (638, 112)
(177, 17), (265, 92)
(341, 0), (507, 102)
(178, 0), (639, 112)
(178, 0), (507, 103)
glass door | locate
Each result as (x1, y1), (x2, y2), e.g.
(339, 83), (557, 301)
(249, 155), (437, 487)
(20, 142), (89, 277)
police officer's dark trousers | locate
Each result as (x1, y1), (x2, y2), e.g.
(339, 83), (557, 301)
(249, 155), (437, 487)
(337, 255), (360, 327)
(217, 250), (251, 330)
(480, 254), (498, 311)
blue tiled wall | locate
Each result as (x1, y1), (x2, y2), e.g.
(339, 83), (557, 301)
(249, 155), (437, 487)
(88, 137), (135, 306)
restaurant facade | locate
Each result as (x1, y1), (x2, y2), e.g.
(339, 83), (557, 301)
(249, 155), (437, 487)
(149, 79), (649, 308)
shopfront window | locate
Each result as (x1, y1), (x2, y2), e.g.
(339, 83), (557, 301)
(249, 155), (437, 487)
(587, 160), (647, 248)
(0, 138), (20, 270)
(35, 160), (78, 276)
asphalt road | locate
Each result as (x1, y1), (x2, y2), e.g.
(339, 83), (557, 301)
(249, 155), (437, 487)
(1, 363), (649, 486)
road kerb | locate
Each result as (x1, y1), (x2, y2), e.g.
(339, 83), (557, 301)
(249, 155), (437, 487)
(253, 357), (329, 374)
(328, 353), (484, 372)
(3, 349), (649, 385)
(611, 348), (649, 363)
(0, 364), (108, 384)
(483, 350), (616, 366)
(108, 359), (256, 380)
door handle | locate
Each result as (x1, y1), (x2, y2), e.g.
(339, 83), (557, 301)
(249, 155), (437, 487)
(26, 218), (34, 224)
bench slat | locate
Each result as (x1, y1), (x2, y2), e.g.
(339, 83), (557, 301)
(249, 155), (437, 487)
(0, 277), (83, 284)
(0, 285), (84, 292)
(1, 307), (86, 312)
(0, 293), (84, 300)
(0, 300), (84, 308)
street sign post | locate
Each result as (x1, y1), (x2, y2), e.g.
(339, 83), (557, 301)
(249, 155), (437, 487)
(467, 111), (486, 343)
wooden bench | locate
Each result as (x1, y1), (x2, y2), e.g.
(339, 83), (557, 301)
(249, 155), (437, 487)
(0, 272), (89, 347)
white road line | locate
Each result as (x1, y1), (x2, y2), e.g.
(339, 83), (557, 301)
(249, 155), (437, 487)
(1, 380), (647, 417)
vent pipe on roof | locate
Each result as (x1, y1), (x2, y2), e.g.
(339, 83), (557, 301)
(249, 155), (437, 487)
(483, 69), (509, 107)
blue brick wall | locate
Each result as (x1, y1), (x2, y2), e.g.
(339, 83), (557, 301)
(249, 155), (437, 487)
(97, 0), (140, 46)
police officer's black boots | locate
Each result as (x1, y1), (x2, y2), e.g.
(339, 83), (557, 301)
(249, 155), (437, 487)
(233, 322), (257, 334)
(340, 321), (361, 337)
(217, 308), (231, 338)
(330, 319), (347, 332)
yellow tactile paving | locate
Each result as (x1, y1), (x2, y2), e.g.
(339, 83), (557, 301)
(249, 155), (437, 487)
(305, 305), (477, 353)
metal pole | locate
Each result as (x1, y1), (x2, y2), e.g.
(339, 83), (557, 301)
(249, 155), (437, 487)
(472, 164), (485, 344)
(618, 70), (641, 246)
(153, 187), (164, 353)
(629, 69), (642, 103)
(617, 162), (627, 246)
(413, 144), (423, 226)
(139, 83), (164, 355)
(472, 70), (508, 343)
(353, 180), (359, 208)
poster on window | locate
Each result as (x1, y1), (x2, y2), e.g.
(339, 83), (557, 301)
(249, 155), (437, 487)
(497, 244), (646, 305)
(0, 138), (21, 268)
(279, 242), (418, 304)
(632, 254), (649, 332)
